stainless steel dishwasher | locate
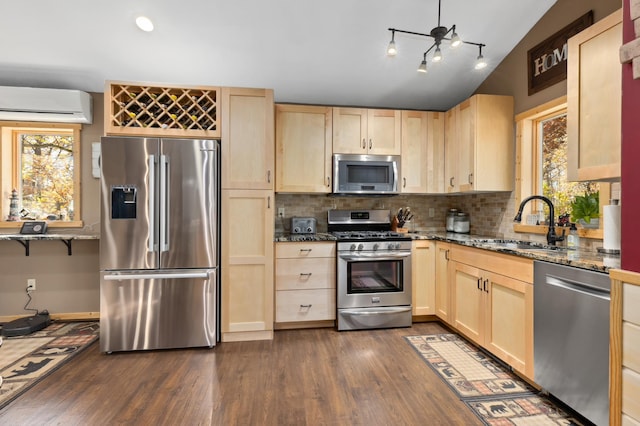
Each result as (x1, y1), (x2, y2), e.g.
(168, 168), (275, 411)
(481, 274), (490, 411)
(534, 260), (610, 426)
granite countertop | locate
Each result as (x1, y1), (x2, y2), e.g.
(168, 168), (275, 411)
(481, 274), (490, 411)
(274, 231), (620, 273)
(0, 233), (99, 240)
(410, 231), (620, 273)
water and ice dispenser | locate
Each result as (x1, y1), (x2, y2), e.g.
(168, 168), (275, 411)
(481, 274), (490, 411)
(111, 186), (137, 219)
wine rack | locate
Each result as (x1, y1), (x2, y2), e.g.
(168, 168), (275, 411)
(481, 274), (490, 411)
(105, 82), (220, 138)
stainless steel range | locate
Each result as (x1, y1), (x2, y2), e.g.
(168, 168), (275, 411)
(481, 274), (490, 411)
(328, 209), (412, 331)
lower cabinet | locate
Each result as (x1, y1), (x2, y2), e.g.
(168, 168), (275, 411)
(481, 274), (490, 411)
(412, 240), (436, 316)
(221, 189), (274, 342)
(450, 245), (534, 380)
(434, 242), (452, 325)
(610, 270), (640, 425)
(275, 242), (336, 326)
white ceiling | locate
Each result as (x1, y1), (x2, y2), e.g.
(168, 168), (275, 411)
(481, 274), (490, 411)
(0, 0), (557, 111)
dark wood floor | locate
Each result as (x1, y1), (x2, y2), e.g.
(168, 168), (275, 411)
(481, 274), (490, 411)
(0, 321), (481, 425)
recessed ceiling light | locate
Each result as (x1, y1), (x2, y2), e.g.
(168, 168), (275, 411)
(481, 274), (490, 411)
(135, 16), (154, 32)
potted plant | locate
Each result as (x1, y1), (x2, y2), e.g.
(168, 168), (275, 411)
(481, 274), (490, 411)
(570, 191), (600, 228)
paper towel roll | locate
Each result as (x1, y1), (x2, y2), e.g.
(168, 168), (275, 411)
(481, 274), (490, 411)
(603, 204), (621, 251)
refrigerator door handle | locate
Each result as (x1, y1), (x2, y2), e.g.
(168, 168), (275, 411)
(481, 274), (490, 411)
(148, 154), (156, 252)
(160, 154), (170, 252)
(104, 271), (210, 280)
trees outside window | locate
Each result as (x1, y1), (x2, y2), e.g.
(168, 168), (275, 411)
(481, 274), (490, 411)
(19, 132), (75, 220)
(539, 113), (597, 218)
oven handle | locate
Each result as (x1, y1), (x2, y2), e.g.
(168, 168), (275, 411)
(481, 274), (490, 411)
(338, 252), (412, 261)
(341, 307), (412, 315)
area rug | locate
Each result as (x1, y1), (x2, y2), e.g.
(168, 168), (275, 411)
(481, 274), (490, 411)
(406, 333), (588, 425)
(0, 321), (98, 410)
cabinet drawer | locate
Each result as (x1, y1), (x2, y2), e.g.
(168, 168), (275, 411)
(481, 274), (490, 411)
(450, 245), (533, 283)
(276, 289), (336, 322)
(276, 242), (335, 258)
(624, 283), (640, 326)
(276, 258), (335, 290)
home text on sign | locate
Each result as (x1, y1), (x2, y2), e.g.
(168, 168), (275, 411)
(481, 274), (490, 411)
(528, 11), (593, 95)
(534, 44), (568, 77)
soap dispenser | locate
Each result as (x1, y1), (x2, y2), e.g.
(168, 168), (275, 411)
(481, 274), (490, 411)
(567, 223), (579, 249)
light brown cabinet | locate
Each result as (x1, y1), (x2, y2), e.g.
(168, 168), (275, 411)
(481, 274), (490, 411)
(333, 107), (401, 155)
(411, 240), (436, 316)
(434, 242), (452, 324)
(610, 270), (640, 426)
(444, 94), (514, 193)
(401, 111), (445, 193)
(221, 87), (274, 190)
(450, 245), (534, 379)
(275, 104), (332, 193)
(567, 9), (622, 182)
(221, 190), (274, 342)
(275, 242), (336, 325)
(221, 87), (275, 342)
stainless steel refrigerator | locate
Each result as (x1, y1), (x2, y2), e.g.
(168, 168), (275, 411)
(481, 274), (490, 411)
(99, 137), (219, 353)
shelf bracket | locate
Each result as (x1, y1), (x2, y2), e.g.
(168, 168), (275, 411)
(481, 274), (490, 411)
(15, 239), (30, 256)
(61, 239), (73, 256)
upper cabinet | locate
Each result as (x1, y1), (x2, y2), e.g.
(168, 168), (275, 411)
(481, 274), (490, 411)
(221, 87), (275, 190)
(275, 104), (332, 193)
(401, 110), (445, 193)
(333, 108), (401, 155)
(567, 9), (622, 182)
(444, 94), (514, 193)
(104, 81), (221, 139)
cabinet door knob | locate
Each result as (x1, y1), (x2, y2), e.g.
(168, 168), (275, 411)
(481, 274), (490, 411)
(300, 304), (312, 308)
(449, 177), (455, 187)
(369, 139), (372, 150)
(327, 177), (330, 187)
(299, 272), (313, 277)
(477, 278), (482, 290)
(403, 177), (406, 188)
(362, 138), (366, 149)
(267, 170), (271, 183)
(468, 173), (473, 185)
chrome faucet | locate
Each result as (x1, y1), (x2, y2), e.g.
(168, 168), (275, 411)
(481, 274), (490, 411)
(514, 195), (565, 246)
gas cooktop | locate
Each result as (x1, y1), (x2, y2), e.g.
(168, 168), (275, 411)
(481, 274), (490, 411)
(328, 209), (412, 241)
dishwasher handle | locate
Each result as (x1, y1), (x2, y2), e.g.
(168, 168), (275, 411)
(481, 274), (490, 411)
(545, 276), (610, 301)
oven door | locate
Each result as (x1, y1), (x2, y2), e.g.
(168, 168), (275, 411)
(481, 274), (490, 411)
(337, 251), (412, 309)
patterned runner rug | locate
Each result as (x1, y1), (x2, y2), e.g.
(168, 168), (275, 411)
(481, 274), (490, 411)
(0, 321), (98, 410)
(406, 333), (589, 425)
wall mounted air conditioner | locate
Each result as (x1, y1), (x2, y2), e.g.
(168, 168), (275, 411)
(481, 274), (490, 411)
(0, 86), (92, 124)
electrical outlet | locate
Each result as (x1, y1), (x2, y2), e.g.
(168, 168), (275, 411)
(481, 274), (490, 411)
(428, 208), (435, 218)
(27, 278), (36, 292)
(278, 208), (285, 218)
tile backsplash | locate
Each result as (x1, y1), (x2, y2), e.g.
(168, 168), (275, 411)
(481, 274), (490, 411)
(275, 191), (610, 250)
(275, 192), (518, 238)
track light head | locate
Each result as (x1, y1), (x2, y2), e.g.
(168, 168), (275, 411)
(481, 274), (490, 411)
(387, 31), (397, 56)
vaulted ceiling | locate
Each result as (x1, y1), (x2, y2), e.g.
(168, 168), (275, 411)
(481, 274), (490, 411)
(0, 0), (557, 111)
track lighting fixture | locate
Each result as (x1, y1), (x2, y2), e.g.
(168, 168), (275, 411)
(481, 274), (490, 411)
(386, 0), (486, 73)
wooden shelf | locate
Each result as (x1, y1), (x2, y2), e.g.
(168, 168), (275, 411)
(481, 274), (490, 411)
(105, 81), (221, 138)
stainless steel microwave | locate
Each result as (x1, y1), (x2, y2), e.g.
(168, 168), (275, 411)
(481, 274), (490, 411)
(333, 154), (400, 195)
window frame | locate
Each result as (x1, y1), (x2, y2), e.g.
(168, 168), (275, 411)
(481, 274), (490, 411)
(0, 121), (83, 228)
(514, 96), (607, 239)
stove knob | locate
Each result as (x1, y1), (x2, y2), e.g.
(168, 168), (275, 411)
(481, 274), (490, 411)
(387, 243), (395, 251)
(350, 244), (357, 252)
(373, 243), (379, 251)
(357, 243), (364, 251)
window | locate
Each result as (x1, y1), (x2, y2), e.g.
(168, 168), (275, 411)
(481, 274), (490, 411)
(538, 112), (597, 217)
(1, 122), (82, 227)
(515, 97), (607, 237)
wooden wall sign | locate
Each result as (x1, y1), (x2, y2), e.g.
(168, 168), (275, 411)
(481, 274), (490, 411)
(528, 11), (593, 95)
